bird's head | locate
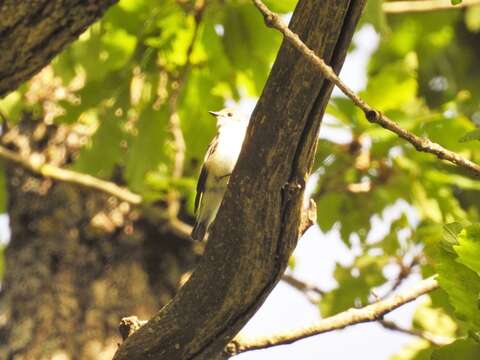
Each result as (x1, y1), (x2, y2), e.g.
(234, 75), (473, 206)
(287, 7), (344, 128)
(208, 108), (247, 128)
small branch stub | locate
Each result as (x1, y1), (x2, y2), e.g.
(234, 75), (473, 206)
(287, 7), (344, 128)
(119, 316), (148, 341)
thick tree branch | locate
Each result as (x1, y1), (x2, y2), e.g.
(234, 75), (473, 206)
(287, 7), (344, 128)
(227, 277), (439, 355)
(253, 0), (480, 177)
(0, 0), (118, 97)
(383, 0), (480, 14)
(113, 0), (368, 359)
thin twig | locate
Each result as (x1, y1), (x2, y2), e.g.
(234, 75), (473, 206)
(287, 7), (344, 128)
(227, 276), (439, 355)
(379, 319), (454, 346)
(282, 273), (324, 303)
(383, 0), (480, 14)
(252, 0), (480, 177)
(0, 144), (142, 204)
(381, 254), (422, 299)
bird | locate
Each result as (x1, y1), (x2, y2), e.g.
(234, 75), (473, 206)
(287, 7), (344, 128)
(191, 108), (249, 241)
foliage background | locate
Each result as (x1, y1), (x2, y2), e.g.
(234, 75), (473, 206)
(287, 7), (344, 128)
(0, 0), (480, 358)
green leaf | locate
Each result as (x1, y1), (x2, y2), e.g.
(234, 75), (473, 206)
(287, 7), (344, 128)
(222, 3), (281, 95)
(426, 229), (480, 330)
(432, 339), (480, 360)
(320, 255), (387, 316)
(124, 105), (170, 192)
(465, 6), (480, 32)
(390, 341), (433, 360)
(327, 97), (361, 127)
(57, 72), (127, 123)
(451, 0), (462, 5)
(0, 90), (23, 122)
(72, 108), (127, 179)
(100, 27), (137, 71)
(362, 58), (418, 113)
(412, 298), (458, 338)
(421, 115), (477, 152)
(424, 170), (480, 191)
(316, 192), (342, 231)
(262, 0), (297, 13)
(455, 225), (480, 277)
(361, 0), (388, 34)
(459, 129), (480, 143)
(178, 68), (225, 169)
(443, 222), (466, 248)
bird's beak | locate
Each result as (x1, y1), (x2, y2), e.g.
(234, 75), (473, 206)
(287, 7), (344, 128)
(208, 110), (221, 117)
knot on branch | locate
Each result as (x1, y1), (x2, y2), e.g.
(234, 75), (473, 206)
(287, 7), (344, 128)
(263, 13), (277, 27)
(118, 316), (148, 341)
(225, 339), (242, 356)
(365, 109), (380, 123)
(282, 179), (305, 203)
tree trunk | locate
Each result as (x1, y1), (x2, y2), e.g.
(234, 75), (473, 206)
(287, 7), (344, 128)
(0, 117), (197, 359)
(0, 0), (118, 97)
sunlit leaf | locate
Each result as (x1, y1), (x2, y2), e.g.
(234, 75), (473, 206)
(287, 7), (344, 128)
(454, 224), (480, 277)
(432, 339), (480, 360)
(124, 104), (170, 192)
(426, 225), (480, 331)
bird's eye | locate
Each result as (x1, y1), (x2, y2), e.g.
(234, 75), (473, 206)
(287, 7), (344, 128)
(227, 112), (233, 117)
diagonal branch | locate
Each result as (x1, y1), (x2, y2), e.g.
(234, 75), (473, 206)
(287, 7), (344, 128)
(0, 143), (196, 238)
(383, 0), (480, 14)
(0, 144), (142, 204)
(281, 273), (324, 304)
(227, 276), (439, 355)
(252, 0), (480, 177)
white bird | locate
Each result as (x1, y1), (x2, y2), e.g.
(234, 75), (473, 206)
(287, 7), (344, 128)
(191, 108), (249, 241)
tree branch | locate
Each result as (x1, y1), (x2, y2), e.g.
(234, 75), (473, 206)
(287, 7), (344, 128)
(227, 276), (439, 355)
(379, 319), (453, 347)
(281, 273), (324, 304)
(379, 253), (423, 300)
(0, 143), (196, 239)
(252, 0), (480, 177)
(383, 0), (480, 14)
(0, 144), (141, 204)
(0, 0), (118, 97)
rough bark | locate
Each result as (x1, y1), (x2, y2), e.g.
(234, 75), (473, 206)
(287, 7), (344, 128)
(0, 117), (197, 359)
(0, 0), (118, 97)
(114, 0), (367, 359)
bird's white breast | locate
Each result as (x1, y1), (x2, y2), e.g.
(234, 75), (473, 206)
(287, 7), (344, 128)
(206, 123), (246, 178)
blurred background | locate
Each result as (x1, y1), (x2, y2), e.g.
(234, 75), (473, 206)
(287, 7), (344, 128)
(0, 0), (479, 359)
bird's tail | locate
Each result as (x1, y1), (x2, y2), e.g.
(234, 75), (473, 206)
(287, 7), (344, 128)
(191, 221), (208, 241)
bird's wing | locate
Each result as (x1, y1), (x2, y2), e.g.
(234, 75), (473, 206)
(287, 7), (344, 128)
(194, 165), (207, 214)
(194, 135), (219, 214)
